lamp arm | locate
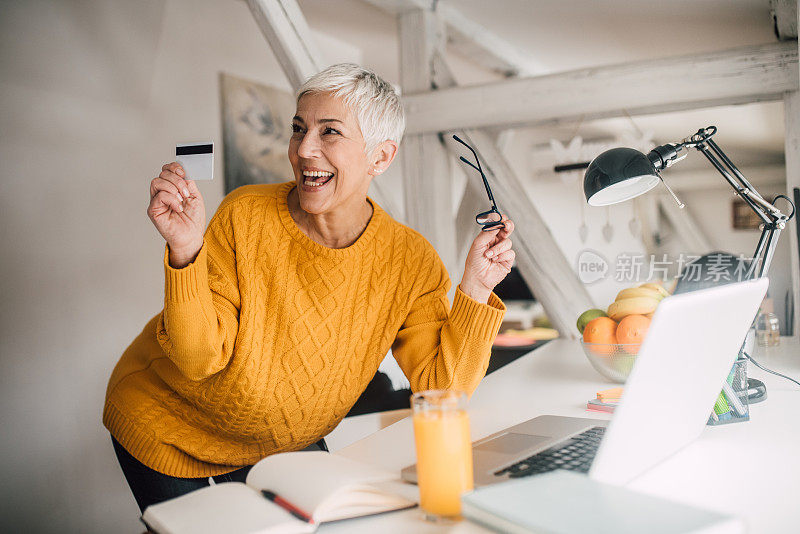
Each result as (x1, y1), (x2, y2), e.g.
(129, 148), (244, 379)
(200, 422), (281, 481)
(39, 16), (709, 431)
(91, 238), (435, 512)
(679, 127), (787, 223)
(746, 225), (779, 279)
(663, 126), (795, 280)
(691, 141), (786, 278)
(704, 137), (764, 199)
(694, 143), (774, 225)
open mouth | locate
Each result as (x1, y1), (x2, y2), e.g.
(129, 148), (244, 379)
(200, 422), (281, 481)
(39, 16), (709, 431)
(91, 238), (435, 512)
(302, 170), (334, 188)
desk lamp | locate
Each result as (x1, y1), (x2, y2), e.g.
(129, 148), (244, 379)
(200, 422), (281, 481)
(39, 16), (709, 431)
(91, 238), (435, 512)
(584, 126), (793, 280)
(583, 126), (796, 403)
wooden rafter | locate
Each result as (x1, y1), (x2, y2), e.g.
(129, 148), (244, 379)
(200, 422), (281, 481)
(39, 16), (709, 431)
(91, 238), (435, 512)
(445, 130), (595, 337)
(657, 196), (712, 254)
(398, 8), (459, 279)
(360, 0), (543, 77)
(402, 42), (799, 134)
(786, 91), (799, 337)
(771, 0), (798, 40)
(246, 0), (321, 88)
(393, 3), (594, 337)
(784, 1), (799, 336)
(245, 0), (401, 218)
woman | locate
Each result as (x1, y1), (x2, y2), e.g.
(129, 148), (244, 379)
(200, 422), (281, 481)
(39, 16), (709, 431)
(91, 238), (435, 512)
(104, 64), (515, 512)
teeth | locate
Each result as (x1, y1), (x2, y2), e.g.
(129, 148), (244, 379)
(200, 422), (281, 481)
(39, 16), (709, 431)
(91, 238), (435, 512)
(302, 170), (334, 178)
(302, 170), (334, 188)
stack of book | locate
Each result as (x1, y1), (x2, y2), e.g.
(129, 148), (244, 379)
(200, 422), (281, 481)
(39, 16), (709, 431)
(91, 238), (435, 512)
(586, 387), (623, 413)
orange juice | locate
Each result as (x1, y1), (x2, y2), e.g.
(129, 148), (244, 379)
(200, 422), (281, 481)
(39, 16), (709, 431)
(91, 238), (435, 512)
(413, 409), (473, 518)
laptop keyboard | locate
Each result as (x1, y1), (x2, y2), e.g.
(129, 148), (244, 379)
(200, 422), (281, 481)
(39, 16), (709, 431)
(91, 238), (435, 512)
(494, 426), (606, 478)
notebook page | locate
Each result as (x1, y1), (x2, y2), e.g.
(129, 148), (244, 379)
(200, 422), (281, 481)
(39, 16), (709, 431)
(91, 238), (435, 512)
(245, 452), (409, 521)
(313, 484), (415, 522)
(142, 482), (314, 534)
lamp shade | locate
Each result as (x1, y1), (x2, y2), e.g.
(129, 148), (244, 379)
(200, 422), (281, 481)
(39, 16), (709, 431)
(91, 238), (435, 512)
(584, 147), (661, 206)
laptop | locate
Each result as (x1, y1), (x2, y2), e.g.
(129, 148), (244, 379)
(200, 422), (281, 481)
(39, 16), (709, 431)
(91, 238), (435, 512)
(401, 278), (769, 487)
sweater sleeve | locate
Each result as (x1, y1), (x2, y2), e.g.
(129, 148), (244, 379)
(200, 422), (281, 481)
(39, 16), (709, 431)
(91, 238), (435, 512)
(391, 251), (506, 395)
(155, 202), (241, 381)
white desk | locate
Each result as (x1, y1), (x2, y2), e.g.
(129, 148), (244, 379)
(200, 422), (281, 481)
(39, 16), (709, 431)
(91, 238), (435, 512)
(323, 338), (800, 533)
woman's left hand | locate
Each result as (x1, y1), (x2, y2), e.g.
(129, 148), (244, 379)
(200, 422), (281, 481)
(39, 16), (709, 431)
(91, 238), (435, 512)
(459, 216), (515, 303)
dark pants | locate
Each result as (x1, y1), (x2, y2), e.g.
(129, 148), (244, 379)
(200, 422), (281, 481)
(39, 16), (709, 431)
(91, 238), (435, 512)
(111, 435), (327, 513)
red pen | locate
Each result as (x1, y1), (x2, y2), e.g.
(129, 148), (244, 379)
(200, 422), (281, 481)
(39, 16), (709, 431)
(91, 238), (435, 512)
(261, 490), (314, 523)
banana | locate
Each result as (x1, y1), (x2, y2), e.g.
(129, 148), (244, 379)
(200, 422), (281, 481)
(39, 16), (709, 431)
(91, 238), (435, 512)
(607, 296), (660, 322)
(640, 283), (670, 298)
(615, 287), (663, 302)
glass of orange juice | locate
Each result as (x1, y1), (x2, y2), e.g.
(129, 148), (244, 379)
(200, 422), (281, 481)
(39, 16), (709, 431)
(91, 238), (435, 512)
(411, 389), (473, 521)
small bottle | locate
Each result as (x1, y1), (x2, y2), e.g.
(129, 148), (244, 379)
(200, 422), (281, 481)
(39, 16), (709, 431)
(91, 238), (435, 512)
(755, 312), (780, 347)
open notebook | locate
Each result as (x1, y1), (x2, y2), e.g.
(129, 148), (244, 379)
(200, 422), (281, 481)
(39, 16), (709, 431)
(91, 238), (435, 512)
(141, 451), (415, 534)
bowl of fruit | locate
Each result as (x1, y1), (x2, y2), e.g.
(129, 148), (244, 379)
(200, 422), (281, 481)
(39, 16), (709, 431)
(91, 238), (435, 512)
(577, 283), (670, 383)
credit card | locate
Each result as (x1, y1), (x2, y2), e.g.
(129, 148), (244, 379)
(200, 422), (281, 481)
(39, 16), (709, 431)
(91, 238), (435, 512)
(176, 142), (214, 180)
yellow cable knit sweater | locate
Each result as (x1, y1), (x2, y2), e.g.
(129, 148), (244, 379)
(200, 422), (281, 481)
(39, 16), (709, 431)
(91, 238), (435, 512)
(103, 182), (505, 478)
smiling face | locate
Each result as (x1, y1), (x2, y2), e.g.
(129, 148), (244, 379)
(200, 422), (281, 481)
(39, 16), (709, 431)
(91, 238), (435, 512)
(288, 91), (377, 217)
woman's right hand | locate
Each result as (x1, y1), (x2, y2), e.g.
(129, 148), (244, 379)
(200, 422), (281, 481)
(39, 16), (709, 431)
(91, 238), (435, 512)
(148, 162), (206, 268)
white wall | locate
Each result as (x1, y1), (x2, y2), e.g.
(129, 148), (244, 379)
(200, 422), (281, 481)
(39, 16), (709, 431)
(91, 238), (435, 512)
(0, 1), (360, 531)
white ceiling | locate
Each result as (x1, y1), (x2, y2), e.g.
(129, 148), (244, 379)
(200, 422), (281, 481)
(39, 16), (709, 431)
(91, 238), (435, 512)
(442, 0), (776, 74)
(297, 0), (790, 167)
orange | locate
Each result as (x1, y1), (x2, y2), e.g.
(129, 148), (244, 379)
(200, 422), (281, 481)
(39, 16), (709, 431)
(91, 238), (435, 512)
(615, 314), (651, 353)
(583, 317), (618, 354)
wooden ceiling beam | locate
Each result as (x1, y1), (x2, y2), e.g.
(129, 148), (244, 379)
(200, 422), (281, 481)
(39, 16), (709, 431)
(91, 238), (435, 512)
(246, 0), (322, 89)
(402, 42), (799, 134)
(360, 0), (543, 77)
(393, 3), (593, 336)
(770, 0), (798, 40)
(399, 8), (459, 278)
(445, 130), (595, 337)
(782, 1), (799, 337)
(657, 195), (712, 254)
(245, 0), (401, 217)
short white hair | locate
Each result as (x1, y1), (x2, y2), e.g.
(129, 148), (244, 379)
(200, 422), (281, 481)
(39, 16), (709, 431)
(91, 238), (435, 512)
(297, 63), (405, 154)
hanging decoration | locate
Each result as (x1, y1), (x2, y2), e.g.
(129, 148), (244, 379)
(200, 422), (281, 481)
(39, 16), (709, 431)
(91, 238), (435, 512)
(578, 184), (589, 243)
(602, 206), (614, 242)
(549, 115), (656, 245)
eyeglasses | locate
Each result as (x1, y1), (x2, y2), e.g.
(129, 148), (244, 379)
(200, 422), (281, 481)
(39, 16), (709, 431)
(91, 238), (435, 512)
(453, 134), (505, 232)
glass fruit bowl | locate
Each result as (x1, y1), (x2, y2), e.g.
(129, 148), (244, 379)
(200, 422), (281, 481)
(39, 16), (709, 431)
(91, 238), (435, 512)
(580, 341), (641, 383)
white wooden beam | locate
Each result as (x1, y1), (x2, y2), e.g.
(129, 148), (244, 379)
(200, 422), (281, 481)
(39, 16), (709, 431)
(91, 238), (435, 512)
(657, 196), (712, 254)
(399, 8), (458, 279)
(246, 0), (399, 219)
(455, 179), (488, 265)
(770, 0), (798, 39)
(494, 129), (516, 153)
(403, 42), (799, 134)
(361, 0), (543, 77)
(359, 0), (433, 14)
(437, 2), (544, 77)
(785, 89), (800, 337)
(446, 130), (595, 338)
(781, 2), (799, 337)
(246, 0), (322, 89)
(390, 0), (595, 336)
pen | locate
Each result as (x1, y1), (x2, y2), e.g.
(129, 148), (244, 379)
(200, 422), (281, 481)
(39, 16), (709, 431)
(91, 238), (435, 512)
(261, 490), (314, 523)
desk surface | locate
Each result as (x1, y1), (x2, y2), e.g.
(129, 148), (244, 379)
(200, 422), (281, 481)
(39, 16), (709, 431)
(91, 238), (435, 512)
(323, 338), (800, 533)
